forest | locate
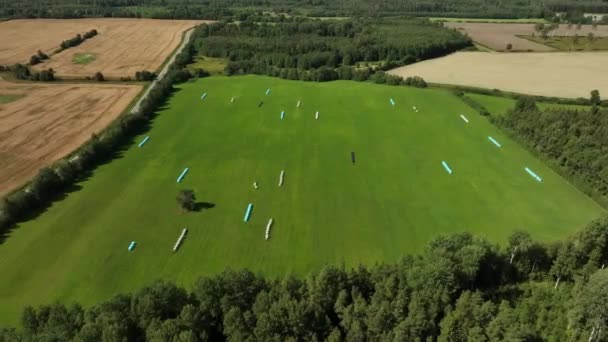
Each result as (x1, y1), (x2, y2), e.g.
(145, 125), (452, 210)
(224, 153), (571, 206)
(192, 18), (470, 81)
(493, 96), (608, 207)
(0, 218), (606, 341)
(2, 0), (608, 20)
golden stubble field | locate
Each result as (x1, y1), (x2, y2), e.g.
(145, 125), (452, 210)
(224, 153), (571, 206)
(446, 22), (608, 51)
(389, 51), (608, 98)
(0, 19), (208, 78)
(0, 80), (142, 195)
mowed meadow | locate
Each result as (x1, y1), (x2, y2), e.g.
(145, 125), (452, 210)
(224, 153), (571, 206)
(0, 76), (604, 325)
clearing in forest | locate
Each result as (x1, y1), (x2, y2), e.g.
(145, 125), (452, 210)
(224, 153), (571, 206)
(0, 75), (602, 326)
(0, 80), (141, 196)
(389, 51), (608, 98)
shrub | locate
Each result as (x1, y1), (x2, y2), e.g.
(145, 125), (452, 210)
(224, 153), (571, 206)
(94, 72), (105, 82)
(404, 76), (427, 88)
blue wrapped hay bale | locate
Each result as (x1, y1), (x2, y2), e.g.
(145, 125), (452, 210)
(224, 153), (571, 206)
(244, 203), (253, 222)
(488, 136), (502, 148)
(524, 167), (542, 182)
(138, 136), (150, 148)
(176, 167), (189, 183)
(442, 161), (453, 175)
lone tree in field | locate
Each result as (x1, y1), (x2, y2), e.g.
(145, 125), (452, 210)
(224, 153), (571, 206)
(591, 90), (601, 105)
(506, 43), (512, 51)
(177, 189), (196, 212)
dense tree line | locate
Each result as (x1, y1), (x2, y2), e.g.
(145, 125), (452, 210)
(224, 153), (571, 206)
(3, 63), (55, 81)
(0, 34), (199, 240)
(493, 95), (608, 206)
(192, 18), (469, 83)
(0, 219), (607, 340)
(2, 0), (608, 20)
(57, 29), (98, 53)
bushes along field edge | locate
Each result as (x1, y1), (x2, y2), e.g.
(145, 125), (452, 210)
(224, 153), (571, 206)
(0, 32), (198, 238)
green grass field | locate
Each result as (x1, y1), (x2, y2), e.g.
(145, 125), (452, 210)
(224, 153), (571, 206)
(72, 53), (96, 65)
(0, 76), (604, 325)
(465, 93), (591, 116)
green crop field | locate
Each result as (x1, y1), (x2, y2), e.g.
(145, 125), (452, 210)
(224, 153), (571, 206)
(72, 52), (96, 65)
(465, 93), (591, 116)
(0, 76), (604, 325)
(0, 94), (23, 104)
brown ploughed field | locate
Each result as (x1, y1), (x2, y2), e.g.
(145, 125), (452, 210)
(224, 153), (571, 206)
(0, 80), (142, 196)
(445, 22), (608, 51)
(0, 19), (207, 78)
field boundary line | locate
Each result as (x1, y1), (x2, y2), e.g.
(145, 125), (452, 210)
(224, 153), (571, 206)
(130, 27), (195, 115)
(459, 93), (608, 209)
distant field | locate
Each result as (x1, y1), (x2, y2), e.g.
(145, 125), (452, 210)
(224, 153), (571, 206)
(0, 80), (141, 196)
(187, 56), (228, 75)
(465, 93), (591, 116)
(389, 51), (608, 98)
(520, 35), (608, 51)
(0, 75), (603, 326)
(445, 22), (608, 51)
(0, 19), (207, 78)
(431, 17), (547, 23)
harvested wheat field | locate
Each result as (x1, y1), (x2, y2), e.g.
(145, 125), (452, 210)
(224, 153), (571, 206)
(0, 80), (141, 195)
(0, 19), (206, 78)
(0, 19), (95, 65)
(389, 51), (608, 98)
(446, 22), (608, 51)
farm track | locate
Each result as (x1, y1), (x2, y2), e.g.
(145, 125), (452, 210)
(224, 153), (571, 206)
(130, 28), (195, 114)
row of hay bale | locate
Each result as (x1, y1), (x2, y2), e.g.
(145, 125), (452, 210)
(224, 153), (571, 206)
(455, 114), (542, 182)
(127, 227), (188, 254)
(278, 110), (320, 120)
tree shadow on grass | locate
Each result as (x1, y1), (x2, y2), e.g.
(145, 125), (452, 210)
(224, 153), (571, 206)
(0, 182), (83, 244)
(0, 89), (181, 245)
(192, 202), (216, 212)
